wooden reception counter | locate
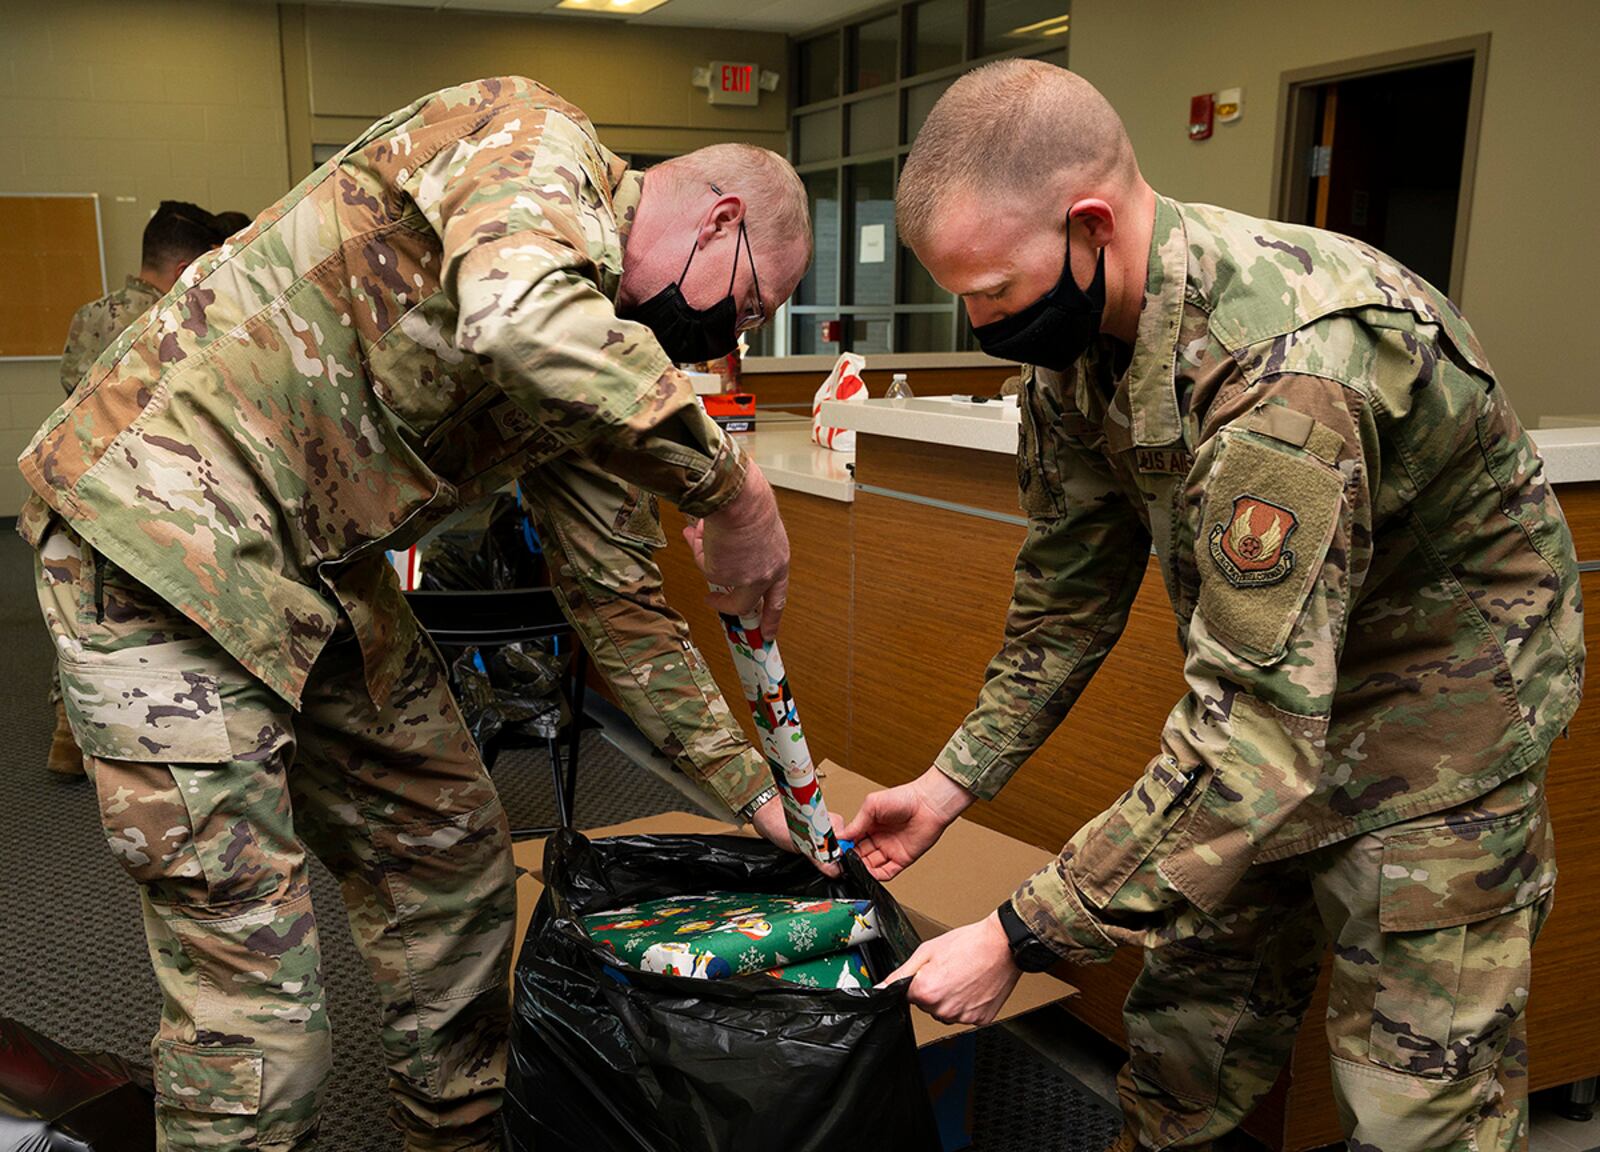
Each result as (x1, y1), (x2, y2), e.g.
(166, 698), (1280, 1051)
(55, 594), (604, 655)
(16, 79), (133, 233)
(654, 402), (1600, 1151)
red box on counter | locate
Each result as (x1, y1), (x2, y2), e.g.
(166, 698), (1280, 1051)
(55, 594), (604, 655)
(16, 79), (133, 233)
(702, 391), (756, 433)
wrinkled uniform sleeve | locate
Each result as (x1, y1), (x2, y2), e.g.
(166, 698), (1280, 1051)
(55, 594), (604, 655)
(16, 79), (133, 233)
(1011, 390), (1367, 964)
(412, 104), (745, 518)
(934, 367), (1151, 800)
(521, 454), (771, 815)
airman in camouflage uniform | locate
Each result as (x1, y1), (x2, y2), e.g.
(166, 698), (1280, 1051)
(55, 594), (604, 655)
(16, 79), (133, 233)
(57, 199), (226, 397)
(46, 202), (229, 776)
(20, 76), (805, 1149)
(857, 62), (1583, 1152)
(58, 276), (163, 398)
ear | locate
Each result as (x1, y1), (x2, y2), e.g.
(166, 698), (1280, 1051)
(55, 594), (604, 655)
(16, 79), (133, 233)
(698, 194), (745, 247)
(1069, 199), (1117, 249)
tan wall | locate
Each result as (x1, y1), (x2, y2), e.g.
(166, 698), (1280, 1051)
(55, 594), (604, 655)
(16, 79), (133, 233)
(0, 0), (290, 513)
(296, 4), (789, 166)
(1068, 0), (1600, 430)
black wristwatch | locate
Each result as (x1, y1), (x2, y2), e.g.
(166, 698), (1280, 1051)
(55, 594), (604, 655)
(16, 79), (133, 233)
(996, 900), (1059, 973)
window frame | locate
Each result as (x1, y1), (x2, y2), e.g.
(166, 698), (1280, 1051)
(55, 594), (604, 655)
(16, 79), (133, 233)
(784, 0), (1070, 354)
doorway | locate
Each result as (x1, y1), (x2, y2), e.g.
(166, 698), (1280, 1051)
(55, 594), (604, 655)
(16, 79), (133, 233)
(1274, 36), (1488, 300)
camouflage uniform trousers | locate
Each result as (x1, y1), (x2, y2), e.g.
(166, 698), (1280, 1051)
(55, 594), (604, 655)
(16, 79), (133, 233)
(1112, 773), (1553, 1152)
(35, 522), (515, 1151)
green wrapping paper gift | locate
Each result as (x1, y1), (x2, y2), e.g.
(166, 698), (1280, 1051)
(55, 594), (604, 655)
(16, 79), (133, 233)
(583, 892), (879, 981)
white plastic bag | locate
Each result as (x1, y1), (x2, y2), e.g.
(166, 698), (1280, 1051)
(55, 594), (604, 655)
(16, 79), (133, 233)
(811, 352), (867, 452)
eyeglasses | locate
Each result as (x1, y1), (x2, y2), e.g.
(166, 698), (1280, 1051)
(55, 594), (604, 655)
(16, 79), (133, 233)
(711, 182), (767, 335)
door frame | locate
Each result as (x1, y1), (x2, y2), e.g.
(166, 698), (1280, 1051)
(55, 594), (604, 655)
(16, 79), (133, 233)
(1270, 34), (1491, 302)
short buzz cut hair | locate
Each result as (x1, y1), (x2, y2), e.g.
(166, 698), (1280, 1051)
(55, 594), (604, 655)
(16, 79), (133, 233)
(654, 144), (813, 265)
(141, 200), (225, 269)
(897, 60), (1137, 251)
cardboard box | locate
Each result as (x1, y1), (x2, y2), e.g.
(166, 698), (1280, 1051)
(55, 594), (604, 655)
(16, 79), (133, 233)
(510, 760), (1076, 1150)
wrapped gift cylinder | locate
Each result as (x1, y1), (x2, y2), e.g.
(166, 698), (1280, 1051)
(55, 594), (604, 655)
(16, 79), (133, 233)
(718, 612), (841, 865)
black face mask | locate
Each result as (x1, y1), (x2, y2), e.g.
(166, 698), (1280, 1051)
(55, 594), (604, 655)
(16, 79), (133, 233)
(971, 210), (1105, 372)
(624, 218), (761, 364)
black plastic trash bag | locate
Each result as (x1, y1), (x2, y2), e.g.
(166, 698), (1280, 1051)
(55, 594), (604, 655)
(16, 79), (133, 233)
(420, 492), (545, 593)
(0, 1018), (154, 1151)
(448, 642), (566, 751)
(506, 830), (942, 1152)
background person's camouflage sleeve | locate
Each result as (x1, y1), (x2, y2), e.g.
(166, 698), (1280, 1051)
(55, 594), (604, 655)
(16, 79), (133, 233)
(56, 276), (161, 395)
(519, 454), (771, 816)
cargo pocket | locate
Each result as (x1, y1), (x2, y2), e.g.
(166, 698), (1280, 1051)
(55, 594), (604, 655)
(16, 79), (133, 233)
(1368, 802), (1554, 1078)
(1069, 755), (1206, 908)
(59, 650), (233, 764)
(63, 646), (292, 908)
(156, 1039), (264, 1147)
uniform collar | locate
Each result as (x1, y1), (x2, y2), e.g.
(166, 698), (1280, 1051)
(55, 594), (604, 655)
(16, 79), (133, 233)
(128, 274), (163, 297)
(1119, 194), (1188, 449)
(614, 167), (646, 255)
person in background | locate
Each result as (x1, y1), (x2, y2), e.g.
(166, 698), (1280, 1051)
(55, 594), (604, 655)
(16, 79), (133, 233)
(44, 199), (230, 777)
(21, 76), (808, 1150)
(848, 60), (1582, 1152)
(57, 200), (227, 397)
(212, 209), (252, 238)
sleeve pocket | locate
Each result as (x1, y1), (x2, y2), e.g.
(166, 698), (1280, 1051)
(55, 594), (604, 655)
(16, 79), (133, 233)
(1198, 430), (1344, 665)
(1069, 755), (1206, 908)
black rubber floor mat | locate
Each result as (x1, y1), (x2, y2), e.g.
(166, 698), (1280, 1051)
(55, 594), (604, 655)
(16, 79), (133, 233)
(972, 1028), (1122, 1151)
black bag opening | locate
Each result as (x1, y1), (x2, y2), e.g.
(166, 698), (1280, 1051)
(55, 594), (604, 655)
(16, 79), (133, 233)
(506, 830), (942, 1152)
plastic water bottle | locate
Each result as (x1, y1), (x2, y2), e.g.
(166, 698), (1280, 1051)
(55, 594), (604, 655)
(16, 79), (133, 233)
(885, 372), (913, 400)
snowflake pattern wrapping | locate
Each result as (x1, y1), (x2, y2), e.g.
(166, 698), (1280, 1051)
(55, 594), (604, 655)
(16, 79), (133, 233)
(760, 948), (872, 990)
(584, 892), (879, 983)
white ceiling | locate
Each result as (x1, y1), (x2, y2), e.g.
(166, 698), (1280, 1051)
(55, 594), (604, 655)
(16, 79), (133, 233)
(290, 0), (887, 33)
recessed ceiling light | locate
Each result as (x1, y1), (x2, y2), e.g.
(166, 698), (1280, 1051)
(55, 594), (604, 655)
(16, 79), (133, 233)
(1008, 13), (1069, 37)
(556, 0), (670, 13)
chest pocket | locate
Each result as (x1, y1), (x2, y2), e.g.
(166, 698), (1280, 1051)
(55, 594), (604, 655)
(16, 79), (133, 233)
(366, 288), (488, 442)
(1197, 406), (1346, 664)
(1018, 366), (1088, 520)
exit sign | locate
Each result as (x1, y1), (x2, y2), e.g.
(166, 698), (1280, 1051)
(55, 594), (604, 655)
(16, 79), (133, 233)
(708, 60), (759, 106)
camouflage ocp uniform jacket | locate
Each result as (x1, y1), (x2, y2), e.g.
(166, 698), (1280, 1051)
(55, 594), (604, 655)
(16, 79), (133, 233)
(937, 196), (1584, 961)
(18, 76), (770, 813)
(58, 275), (163, 395)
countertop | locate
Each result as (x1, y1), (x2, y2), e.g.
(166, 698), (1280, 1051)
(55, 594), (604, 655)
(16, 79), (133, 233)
(822, 397), (1600, 484)
(819, 396), (1020, 455)
(731, 412), (854, 503)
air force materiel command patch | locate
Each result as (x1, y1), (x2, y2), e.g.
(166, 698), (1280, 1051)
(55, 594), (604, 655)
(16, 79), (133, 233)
(1209, 496), (1298, 588)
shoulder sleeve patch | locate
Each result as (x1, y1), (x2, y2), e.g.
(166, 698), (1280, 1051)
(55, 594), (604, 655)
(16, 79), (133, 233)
(1199, 430), (1343, 663)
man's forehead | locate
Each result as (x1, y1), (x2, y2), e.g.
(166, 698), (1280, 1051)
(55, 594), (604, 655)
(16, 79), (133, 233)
(917, 191), (1043, 295)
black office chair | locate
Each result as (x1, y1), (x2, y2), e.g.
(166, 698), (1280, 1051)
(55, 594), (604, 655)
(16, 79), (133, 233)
(405, 587), (592, 840)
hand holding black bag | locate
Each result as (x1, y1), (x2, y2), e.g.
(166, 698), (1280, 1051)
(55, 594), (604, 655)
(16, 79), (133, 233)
(506, 830), (943, 1152)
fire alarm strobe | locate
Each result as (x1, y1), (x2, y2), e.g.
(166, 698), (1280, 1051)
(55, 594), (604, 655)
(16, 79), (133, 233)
(1188, 93), (1214, 140)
